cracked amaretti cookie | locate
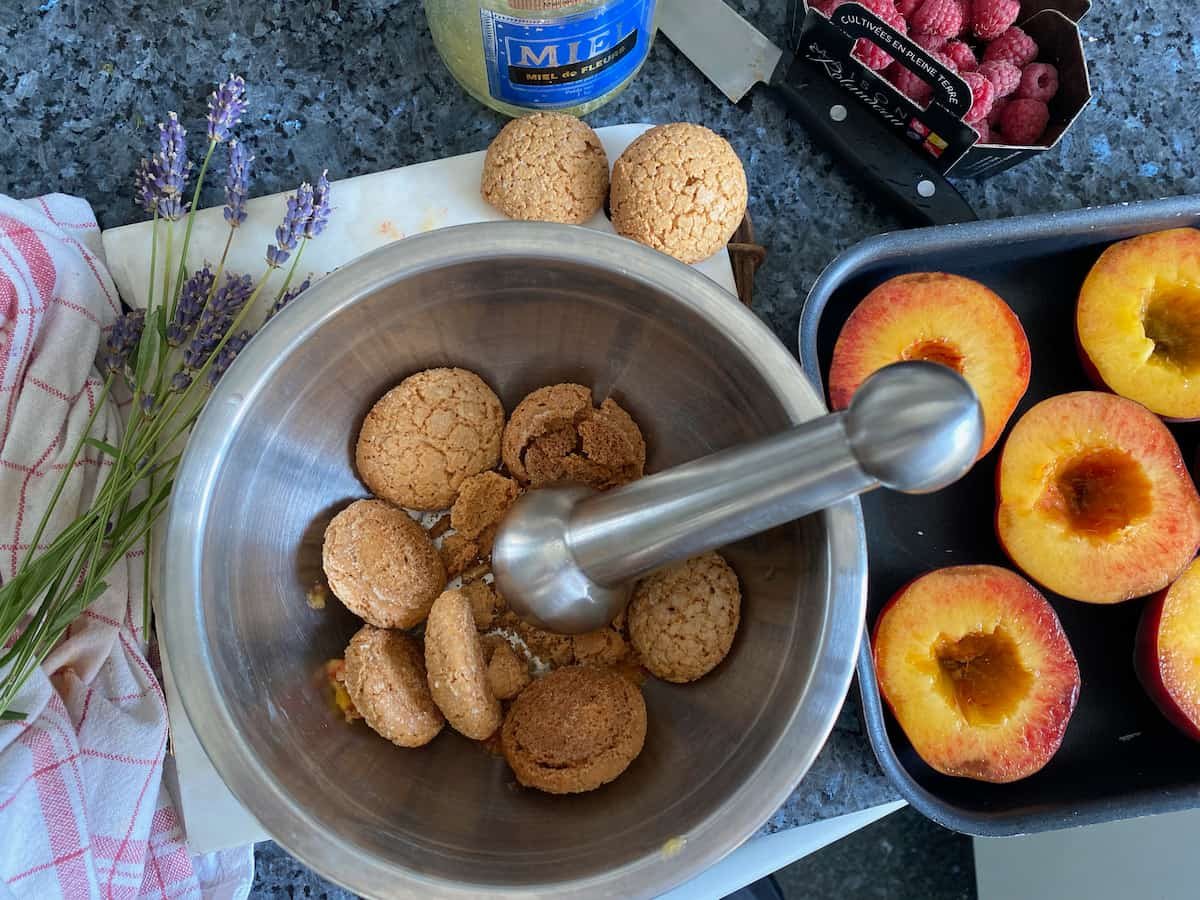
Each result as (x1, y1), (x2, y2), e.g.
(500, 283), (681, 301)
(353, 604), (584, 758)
(322, 499), (446, 629)
(501, 383), (645, 491)
(425, 589), (502, 740)
(502, 665), (646, 794)
(610, 123), (748, 264)
(356, 367), (504, 511)
(481, 112), (609, 224)
(343, 625), (444, 748)
(628, 551), (741, 683)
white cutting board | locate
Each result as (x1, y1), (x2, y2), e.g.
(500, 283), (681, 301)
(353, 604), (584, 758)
(99, 124), (739, 853)
(102, 123), (737, 313)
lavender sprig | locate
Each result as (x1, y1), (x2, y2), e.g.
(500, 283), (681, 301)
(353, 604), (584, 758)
(182, 273), (254, 369)
(265, 184), (313, 269)
(1, 73), (344, 721)
(133, 159), (160, 216)
(305, 171), (331, 239)
(167, 265), (215, 346)
(211, 272), (254, 316)
(102, 310), (146, 375)
(207, 74), (247, 143)
(207, 330), (253, 385)
(223, 140), (252, 228)
(170, 370), (193, 393)
(265, 277), (311, 322)
(152, 113), (191, 221)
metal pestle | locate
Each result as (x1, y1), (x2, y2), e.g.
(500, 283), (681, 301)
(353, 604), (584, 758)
(492, 361), (983, 634)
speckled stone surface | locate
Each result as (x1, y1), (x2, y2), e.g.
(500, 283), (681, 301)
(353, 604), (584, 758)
(2, 0), (1196, 895)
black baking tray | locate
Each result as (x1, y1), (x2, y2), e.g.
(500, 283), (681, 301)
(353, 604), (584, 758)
(799, 196), (1200, 836)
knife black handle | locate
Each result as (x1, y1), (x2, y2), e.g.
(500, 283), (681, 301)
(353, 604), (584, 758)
(770, 58), (977, 227)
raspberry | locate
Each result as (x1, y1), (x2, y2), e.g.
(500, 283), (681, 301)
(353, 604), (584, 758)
(942, 40), (978, 71)
(854, 39), (895, 71)
(845, 2), (908, 70)
(960, 71), (996, 123)
(1000, 98), (1050, 144)
(886, 62), (934, 106)
(956, 0), (973, 37)
(911, 0), (962, 38)
(1017, 62), (1060, 102)
(971, 0), (1019, 40)
(983, 27), (1039, 68)
(823, 0), (906, 70)
(988, 97), (1010, 127)
(971, 119), (993, 144)
(977, 60), (1021, 98)
(830, 0), (899, 17)
(896, 0), (923, 17)
(912, 32), (950, 53)
(930, 50), (959, 73)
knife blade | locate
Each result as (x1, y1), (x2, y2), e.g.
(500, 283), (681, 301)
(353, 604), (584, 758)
(658, 0), (977, 226)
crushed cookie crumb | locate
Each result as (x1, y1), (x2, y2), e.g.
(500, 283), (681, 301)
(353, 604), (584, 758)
(306, 581), (329, 610)
(501, 383), (645, 490)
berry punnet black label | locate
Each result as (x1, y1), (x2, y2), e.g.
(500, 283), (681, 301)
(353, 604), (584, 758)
(802, 4), (979, 173)
(798, 2), (1091, 179)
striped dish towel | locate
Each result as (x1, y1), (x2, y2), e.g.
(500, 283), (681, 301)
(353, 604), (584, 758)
(0, 193), (252, 899)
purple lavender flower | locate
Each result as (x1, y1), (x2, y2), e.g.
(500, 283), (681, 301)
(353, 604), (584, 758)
(153, 113), (191, 220)
(223, 140), (253, 228)
(207, 330), (253, 385)
(133, 158), (160, 215)
(182, 273), (255, 370)
(140, 393), (157, 415)
(182, 331), (214, 371)
(210, 272), (254, 316)
(102, 309), (146, 374)
(206, 74), (247, 143)
(167, 265), (215, 346)
(265, 184), (313, 269)
(305, 170), (331, 239)
(170, 370), (193, 392)
(265, 277), (311, 322)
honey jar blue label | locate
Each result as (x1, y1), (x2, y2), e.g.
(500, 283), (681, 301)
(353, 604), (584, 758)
(480, 0), (655, 109)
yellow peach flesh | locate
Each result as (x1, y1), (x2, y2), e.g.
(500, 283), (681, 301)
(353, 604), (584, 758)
(873, 565), (1079, 783)
(997, 392), (1200, 604)
(1078, 228), (1200, 419)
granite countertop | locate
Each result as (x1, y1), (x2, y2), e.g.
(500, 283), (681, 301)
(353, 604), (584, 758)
(2, 0), (1198, 895)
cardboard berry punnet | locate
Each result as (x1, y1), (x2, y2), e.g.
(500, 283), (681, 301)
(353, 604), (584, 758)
(800, 1), (1091, 178)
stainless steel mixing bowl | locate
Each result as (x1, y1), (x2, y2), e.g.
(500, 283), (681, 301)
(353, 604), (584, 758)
(163, 222), (867, 899)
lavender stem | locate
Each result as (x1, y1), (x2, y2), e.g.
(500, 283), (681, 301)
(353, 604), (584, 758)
(213, 227), (235, 289)
(161, 221), (173, 335)
(269, 239), (307, 312)
(169, 139), (217, 323)
(145, 210), (159, 333)
(15, 375), (114, 575)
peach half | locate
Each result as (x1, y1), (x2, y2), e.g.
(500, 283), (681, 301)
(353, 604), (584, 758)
(997, 392), (1200, 604)
(1077, 228), (1200, 420)
(873, 565), (1080, 783)
(1135, 556), (1200, 742)
(829, 273), (1031, 458)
